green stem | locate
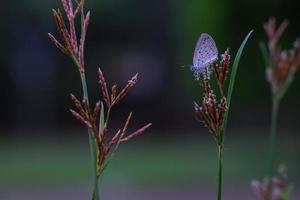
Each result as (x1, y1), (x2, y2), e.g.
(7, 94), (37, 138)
(217, 145), (223, 200)
(90, 131), (99, 200)
(214, 31), (252, 200)
(105, 107), (111, 127)
(215, 31), (252, 200)
(267, 96), (279, 200)
(67, 1), (99, 199)
(80, 74), (100, 200)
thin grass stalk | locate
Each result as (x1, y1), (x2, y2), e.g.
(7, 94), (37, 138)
(80, 74), (99, 200)
(267, 97), (279, 200)
(79, 1), (99, 198)
(222, 30), (253, 142)
(217, 30), (253, 200)
(217, 145), (223, 200)
(71, 44), (99, 199)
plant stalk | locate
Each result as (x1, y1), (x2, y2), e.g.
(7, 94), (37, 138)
(215, 31), (253, 200)
(80, 74), (100, 200)
(267, 96), (279, 200)
(217, 144), (223, 200)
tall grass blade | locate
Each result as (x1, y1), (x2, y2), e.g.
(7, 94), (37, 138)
(222, 30), (253, 141)
(259, 41), (270, 67)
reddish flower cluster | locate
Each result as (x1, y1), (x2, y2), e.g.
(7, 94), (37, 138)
(251, 165), (290, 200)
(264, 17), (289, 51)
(194, 50), (230, 145)
(213, 49), (231, 87)
(98, 68), (139, 108)
(263, 17), (300, 95)
(70, 68), (151, 175)
(48, 0), (90, 75)
(48, 0), (151, 177)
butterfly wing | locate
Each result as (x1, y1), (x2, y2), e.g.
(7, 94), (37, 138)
(193, 33), (218, 72)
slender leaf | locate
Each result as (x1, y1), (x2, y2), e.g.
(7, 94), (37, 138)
(99, 102), (105, 133)
(259, 41), (270, 67)
(222, 30), (253, 142)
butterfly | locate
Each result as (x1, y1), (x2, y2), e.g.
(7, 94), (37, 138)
(191, 33), (218, 78)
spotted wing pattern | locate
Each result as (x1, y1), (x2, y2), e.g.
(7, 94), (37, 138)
(192, 33), (218, 73)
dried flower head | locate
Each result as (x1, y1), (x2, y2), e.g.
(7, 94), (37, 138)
(263, 17), (300, 96)
(251, 165), (292, 200)
(213, 49), (231, 87)
(267, 39), (300, 94)
(263, 17), (289, 50)
(49, 1), (152, 199)
(70, 68), (151, 175)
(48, 0), (90, 76)
(194, 48), (230, 145)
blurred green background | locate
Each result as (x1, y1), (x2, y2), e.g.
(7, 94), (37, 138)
(0, 0), (300, 199)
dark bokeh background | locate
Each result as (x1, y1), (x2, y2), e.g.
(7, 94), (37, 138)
(0, 0), (300, 199)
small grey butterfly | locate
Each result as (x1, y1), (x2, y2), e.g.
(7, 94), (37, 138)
(191, 33), (218, 77)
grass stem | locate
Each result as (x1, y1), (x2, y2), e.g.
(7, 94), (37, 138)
(217, 145), (223, 200)
(80, 74), (100, 200)
(267, 97), (279, 200)
(217, 30), (253, 200)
